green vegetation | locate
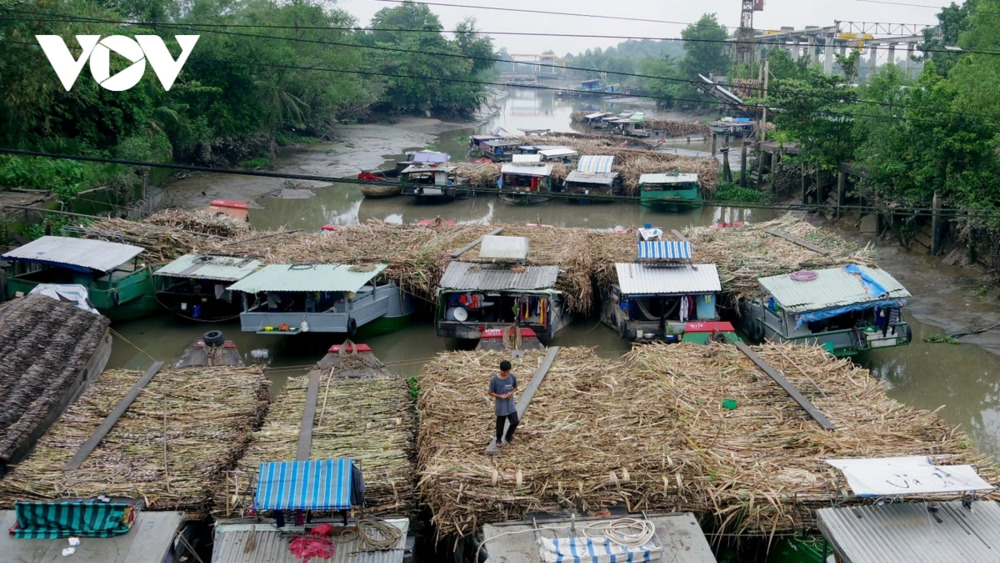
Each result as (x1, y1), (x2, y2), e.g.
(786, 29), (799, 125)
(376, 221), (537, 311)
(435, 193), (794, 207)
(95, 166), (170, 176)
(0, 0), (495, 205)
(240, 158), (271, 170)
(924, 334), (961, 345)
(714, 181), (772, 204)
(406, 375), (420, 402)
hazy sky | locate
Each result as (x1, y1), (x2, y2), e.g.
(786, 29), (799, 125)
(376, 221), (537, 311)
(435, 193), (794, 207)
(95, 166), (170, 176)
(337, 0), (957, 55)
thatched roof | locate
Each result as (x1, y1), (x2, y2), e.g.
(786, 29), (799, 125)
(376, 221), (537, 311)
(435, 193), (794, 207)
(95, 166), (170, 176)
(215, 346), (416, 519)
(416, 345), (998, 538)
(0, 294), (110, 464)
(0, 366), (269, 517)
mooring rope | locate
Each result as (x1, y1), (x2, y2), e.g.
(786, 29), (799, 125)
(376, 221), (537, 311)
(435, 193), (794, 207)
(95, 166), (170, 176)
(358, 518), (403, 550)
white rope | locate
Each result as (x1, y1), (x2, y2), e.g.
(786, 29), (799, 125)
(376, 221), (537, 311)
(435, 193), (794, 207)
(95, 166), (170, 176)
(473, 517), (657, 560)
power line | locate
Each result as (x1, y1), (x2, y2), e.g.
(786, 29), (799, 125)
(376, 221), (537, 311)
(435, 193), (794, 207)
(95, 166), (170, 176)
(371, 0), (710, 27)
(856, 0), (945, 8)
(2, 147), (998, 219)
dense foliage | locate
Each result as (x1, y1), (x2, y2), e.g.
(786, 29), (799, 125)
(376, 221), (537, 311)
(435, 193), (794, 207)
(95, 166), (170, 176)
(0, 0), (494, 197)
(766, 0), (1000, 224)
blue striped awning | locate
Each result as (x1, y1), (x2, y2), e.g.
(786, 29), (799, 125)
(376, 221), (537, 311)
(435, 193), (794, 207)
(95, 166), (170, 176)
(255, 459), (353, 511)
(577, 155), (614, 173)
(637, 241), (692, 260)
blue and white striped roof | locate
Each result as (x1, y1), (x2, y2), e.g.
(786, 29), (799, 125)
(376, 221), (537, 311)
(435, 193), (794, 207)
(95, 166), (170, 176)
(637, 241), (692, 261)
(255, 459), (353, 511)
(577, 155), (614, 173)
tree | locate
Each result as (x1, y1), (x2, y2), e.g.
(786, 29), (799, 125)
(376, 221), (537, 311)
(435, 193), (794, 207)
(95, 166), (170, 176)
(679, 14), (730, 79)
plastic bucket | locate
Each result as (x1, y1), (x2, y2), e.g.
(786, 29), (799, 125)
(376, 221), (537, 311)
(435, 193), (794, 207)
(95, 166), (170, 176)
(446, 307), (468, 322)
(192, 305), (202, 319)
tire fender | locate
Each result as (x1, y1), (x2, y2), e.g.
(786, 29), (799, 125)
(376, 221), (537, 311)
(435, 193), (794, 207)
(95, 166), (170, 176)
(347, 317), (358, 336)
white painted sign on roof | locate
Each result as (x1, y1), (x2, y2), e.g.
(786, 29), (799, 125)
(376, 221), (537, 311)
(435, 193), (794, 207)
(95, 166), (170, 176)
(479, 235), (529, 261)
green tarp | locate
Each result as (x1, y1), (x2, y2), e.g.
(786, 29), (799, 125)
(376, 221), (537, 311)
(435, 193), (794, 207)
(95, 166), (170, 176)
(11, 501), (134, 538)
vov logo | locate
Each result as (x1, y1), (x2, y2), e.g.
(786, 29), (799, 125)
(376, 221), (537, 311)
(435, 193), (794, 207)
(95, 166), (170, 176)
(36, 35), (199, 92)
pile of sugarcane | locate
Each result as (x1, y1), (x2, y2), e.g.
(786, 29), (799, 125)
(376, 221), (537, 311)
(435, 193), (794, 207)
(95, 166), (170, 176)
(570, 111), (711, 138)
(416, 345), (998, 539)
(0, 367), (270, 517)
(145, 208), (249, 237)
(216, 348), (416, 519)
(682, 213), (877, 301)
(0, 294), (110, 464)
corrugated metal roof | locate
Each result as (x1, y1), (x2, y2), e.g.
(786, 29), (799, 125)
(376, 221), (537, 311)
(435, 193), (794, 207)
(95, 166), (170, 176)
(584, 112), (610, 119)
(401, 164), (457, 174)
(412, 150), (450, 163)
(565, 170), (618, 185)
(439, 262), (559, 290)
(501, 163), (553, 176)
(512, 154), (542, 164)
(227, 264), (387, 293)
(640, 173), (700, 184)
(818, 500), (1000, 563)
(2, 236), (144, 272)
(485, 139), (520, 147)
(479, 235), (529, 261)
(577, 155), (614, 173)
(213, 518), (408, 563)
(482, 513), (716, 563)
(538, 147), (578, 158)
(637, 241), (692, 260)
(154, 254), (261, 281)
(615, 263), (721, 295)
(759, 265), (910, 313)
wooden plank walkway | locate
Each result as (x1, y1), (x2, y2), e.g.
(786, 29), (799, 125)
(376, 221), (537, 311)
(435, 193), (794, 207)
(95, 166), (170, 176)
(765, 229), (830, 256)
(296, 368), (323, 460)
(734, 342), (834, 430)
(65, 361), (165, 470)
(486, 346), (560, 455)
(451, 227), (504, 258)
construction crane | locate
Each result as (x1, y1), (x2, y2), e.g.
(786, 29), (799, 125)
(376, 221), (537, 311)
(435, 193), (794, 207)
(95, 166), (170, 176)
(732, 0), (764, 76)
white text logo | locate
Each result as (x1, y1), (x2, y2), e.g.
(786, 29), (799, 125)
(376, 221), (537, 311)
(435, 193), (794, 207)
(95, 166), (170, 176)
(36, 35), (199, 91)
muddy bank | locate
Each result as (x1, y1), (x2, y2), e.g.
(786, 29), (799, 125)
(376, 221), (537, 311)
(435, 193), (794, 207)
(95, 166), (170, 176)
(807, 211), (1000, 356)
(157, 118), (471, 210)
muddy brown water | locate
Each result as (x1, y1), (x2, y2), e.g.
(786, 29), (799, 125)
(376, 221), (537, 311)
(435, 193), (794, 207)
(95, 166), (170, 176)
(118, 87), (1000, 463)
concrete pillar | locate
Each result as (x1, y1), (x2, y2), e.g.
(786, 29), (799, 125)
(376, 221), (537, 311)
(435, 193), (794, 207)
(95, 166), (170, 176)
(906, 43), (914, 77)
(792, 39), (801, 61)
(824, 40), (834, 75)
(887, 43), (896, 66)
(808, 37), (818, 63)
(869, 43), (878, 77)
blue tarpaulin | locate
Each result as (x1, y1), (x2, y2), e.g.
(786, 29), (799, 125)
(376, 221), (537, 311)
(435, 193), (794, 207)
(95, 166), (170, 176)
(845, 263), (888, 299)
(796, 298), (907, 327)
(255, 459), (352, 511)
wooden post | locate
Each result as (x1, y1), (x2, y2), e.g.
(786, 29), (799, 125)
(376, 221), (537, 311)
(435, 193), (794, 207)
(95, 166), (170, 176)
(734, 343), (834, 430)
(815, 170), (824, 207)
(768, 151), (777, 193)
(711, 133), (717, 155)
(801, 163), (807, 204)
(931, 190), (942, 256)
(721, 147), (732, 182)
(756, 144), (765, 189)
(740, 142), (748, 187)
(836, 172), (846, 218)
(875, 212), (885, 237)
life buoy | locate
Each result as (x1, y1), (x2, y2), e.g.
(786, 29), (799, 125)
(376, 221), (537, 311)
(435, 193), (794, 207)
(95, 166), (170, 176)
(753, 322), (765, 341)
(347, 317), (358, 336)
(712, 332), (728, 344)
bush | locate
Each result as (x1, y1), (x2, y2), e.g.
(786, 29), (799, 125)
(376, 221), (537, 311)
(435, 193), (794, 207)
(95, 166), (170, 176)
(714, 180), (772, 204)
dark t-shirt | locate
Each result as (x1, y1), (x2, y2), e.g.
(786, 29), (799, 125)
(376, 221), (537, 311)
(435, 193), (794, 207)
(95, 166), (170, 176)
(489, 374), (517, 416)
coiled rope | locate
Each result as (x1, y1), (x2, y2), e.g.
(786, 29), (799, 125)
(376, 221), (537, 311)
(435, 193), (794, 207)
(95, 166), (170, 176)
(358, 518), (403, 550)
(582, 517), (657, 548)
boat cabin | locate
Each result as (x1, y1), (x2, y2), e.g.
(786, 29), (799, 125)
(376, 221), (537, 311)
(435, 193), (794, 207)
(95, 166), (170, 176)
(436, 235), (569, 341)
(563, 171), (618, 199)
(609, 112), (649, 137)
(1, 236), (157, 322)
(740, 264), (912, 356)
(499, 157), (554, 204)
(583, 111), (613, 128)
(480, 139), (521, 162)
(400, 164), (468, 199)
(154, 254), (261, 321)
(604, 261), (722, 342)
(227, 263), (413, 336)
(639, 172), (703, 209)
(712, 117), (754, 137)
(538, 146), (579, 164)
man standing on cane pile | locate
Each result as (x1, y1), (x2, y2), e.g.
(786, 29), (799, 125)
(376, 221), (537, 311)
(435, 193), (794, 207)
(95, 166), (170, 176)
(489, 360), (519, 448)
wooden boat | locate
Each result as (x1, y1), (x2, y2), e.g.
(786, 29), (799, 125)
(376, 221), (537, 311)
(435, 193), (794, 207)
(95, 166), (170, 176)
(174, 331), (244, 368)
(400, 164), (472, 201)
(475, 327), (545, 351)
(358, 171), (402, 198)
(153, 254), (261, 322)
(564, 155), (618, 202)
(1, 236), (158, 323)
(227, 263), (413, 336)
(208, 199), (250, 222)
(739, 264), (912, 356)
(498, 158), (555, 205)
(639, 172), (703, 210)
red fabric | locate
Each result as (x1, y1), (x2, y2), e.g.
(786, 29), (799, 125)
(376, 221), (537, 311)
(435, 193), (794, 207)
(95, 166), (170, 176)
(310, 523), (333, 536)
(289, 536), (335, 561)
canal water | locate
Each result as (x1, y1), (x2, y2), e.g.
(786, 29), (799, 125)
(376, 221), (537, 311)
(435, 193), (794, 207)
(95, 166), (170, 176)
(114, 86), (1000, 465)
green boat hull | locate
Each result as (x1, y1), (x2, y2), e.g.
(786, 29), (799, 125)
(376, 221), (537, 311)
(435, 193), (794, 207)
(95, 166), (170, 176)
(5, 269), (159, 323)
(356, 313), (412, 338)
(640, 189), (702, 210)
